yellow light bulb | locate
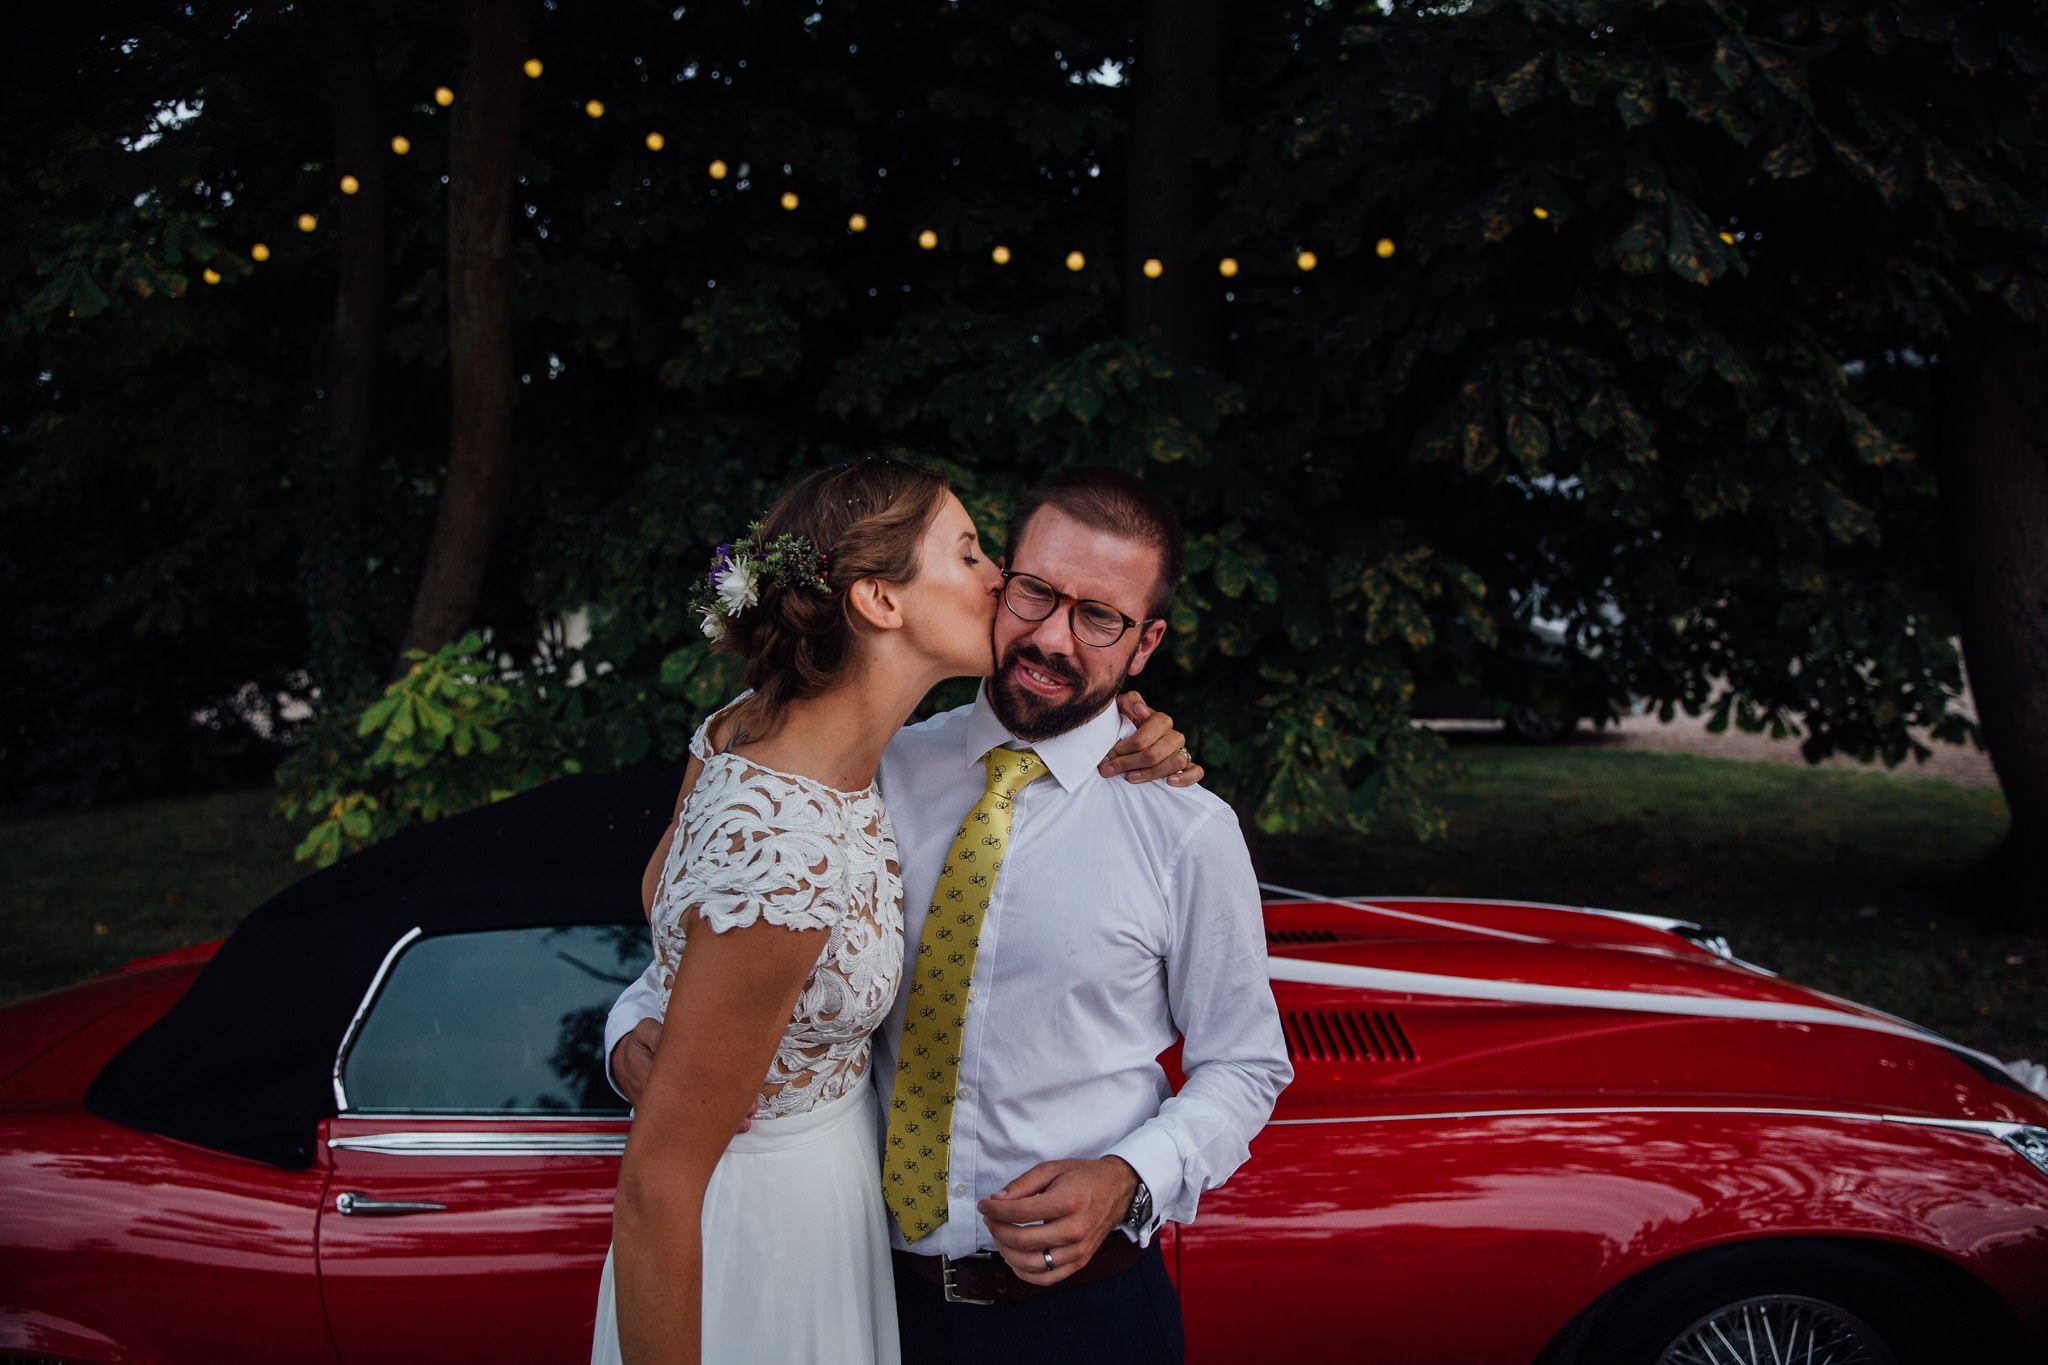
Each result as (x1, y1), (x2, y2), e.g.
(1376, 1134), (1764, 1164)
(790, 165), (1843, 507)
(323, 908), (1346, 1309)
(1719, 230), (1736, 245)
(339, 174), (360, 195)
(708, 159), (729, 180)
(780, 191), (799, 210)
(585, 99), (605, 119)
(991, 244), (1011, 265)
(1296, 250), (1318, 272)
(202, 267), (221, 285)
(1219, 257), (1239, 277)
(297, 213), (318, 233)
(523, 58), (543, 79)
(1375, 238), (1396, 259)
(848, 213), (868, 232)
(1532, 206), (1550, 220)
(918, 229), (938, 250)
(390, 135), (412, 156)
(645, 131), (665, 151)
(434, 86), (454, 107)
(1142, 257), (1164, 279)
(251, 243), (271, 262)
(1066, 250), (1086, 272)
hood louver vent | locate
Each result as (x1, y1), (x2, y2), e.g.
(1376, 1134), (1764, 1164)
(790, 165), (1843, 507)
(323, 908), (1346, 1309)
(1283, 1009), (1417, 1064)
(1268, 928), (1343, 946)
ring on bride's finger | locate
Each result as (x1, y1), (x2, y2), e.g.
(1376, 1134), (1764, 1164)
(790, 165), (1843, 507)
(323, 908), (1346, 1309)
(1042, 1248), (1056, 1272)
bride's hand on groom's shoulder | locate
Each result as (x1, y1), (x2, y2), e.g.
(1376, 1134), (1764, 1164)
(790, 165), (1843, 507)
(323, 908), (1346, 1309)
(1102, 691), (1205, 787)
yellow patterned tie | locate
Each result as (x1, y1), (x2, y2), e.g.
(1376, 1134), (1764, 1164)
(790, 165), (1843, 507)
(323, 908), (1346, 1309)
(882, 745), (1048, 1243)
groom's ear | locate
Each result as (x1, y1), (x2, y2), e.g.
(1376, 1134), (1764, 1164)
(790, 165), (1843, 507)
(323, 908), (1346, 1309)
(845, 577), (905, 632)
(1124, 617), (1168, 677)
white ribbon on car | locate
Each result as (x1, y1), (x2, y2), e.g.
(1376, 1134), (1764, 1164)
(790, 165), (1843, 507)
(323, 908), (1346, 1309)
(1259, 883), (2048, 1103)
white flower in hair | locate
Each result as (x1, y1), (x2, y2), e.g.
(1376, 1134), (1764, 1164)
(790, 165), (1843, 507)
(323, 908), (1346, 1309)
(714, 557), (759, 614)
(698, 605), (728, 643)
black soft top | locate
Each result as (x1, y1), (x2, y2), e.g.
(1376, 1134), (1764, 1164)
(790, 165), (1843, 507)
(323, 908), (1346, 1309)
(85, 770), (680, 1168)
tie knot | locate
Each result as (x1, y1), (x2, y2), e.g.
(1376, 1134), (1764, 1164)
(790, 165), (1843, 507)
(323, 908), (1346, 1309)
(983, 746), (1046, 800)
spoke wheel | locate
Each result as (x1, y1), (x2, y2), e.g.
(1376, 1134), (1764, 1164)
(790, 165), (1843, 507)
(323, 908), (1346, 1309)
(1657, 1293), (1894, 1365)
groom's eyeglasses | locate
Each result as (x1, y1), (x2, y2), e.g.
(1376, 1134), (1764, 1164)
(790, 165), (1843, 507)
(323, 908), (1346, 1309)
(1000, 570), (1151, 648)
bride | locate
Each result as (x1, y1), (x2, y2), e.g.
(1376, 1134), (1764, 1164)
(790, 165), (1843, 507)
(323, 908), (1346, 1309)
(590, 460), (1189, 1365)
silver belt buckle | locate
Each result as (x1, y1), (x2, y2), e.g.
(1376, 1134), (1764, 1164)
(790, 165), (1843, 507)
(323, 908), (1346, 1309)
(941, 1250), (998, 1306)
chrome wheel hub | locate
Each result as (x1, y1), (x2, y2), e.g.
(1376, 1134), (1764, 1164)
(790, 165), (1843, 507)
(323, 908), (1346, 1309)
(1657, 1294), (1893, 1365)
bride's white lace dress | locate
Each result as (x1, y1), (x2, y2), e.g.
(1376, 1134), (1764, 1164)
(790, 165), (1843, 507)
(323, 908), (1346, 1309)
(591, 695), (904, 1365)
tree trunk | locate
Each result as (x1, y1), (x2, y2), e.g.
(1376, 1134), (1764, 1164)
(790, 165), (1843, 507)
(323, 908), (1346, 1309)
(400, 0), (531, 663)
(306, 0), (389, 695)
(1939, 326), (2048, 919)
(1121, 0), (1220, 367)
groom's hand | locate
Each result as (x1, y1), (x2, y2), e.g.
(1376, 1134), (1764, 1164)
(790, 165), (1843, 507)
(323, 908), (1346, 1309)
(1102, 691), (1205, 787)
(611, 1019), (664, 1107)
(977, 1156), (1139, 1287)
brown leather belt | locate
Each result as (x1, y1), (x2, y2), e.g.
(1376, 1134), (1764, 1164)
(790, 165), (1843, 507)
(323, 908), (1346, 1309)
(894, 1237), (1144, 1305)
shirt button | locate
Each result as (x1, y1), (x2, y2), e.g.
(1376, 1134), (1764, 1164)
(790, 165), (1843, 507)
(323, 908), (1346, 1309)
(952, 1182), (969, 1198)
(957, 1084), (973, 1101)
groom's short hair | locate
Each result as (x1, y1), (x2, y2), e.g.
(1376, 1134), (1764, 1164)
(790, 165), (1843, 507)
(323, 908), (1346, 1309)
(1007, 468), (1184, 621)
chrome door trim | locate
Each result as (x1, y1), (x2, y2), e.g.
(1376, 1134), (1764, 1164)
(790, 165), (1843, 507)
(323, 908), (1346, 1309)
(332, 926), (424, 1113)
(1264, 1103), (2025, 1141)
(328, 1130), (628, 1157)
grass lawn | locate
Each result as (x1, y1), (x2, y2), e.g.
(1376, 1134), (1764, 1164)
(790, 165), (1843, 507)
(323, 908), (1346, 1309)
(4, 740), (2040, 1063)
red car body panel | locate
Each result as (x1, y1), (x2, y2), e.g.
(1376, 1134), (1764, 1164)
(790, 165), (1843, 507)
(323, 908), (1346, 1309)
(3, 895), (2045, 1363)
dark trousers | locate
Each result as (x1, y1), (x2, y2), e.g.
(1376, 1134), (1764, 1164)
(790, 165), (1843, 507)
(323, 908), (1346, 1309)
(893, 1242), (1186, 1365)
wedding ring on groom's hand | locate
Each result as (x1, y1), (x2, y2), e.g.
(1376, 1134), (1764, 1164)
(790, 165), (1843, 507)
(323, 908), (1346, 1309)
(1042, 1249), (1056, 1272)
(1176, 746), (1191, 772)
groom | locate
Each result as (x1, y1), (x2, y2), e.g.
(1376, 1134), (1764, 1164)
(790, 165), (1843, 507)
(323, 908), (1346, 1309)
(606, 467), (1291, 1364)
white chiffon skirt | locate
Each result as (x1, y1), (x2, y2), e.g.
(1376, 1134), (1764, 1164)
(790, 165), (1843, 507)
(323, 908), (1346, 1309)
(591, 1078), (900, 1365)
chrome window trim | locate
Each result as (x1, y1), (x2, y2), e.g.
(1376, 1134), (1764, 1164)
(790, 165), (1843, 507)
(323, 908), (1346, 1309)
(333, 1110), (628, 1123)
(332, 926), (424, 1113)
(328, 1130), (627, 1157)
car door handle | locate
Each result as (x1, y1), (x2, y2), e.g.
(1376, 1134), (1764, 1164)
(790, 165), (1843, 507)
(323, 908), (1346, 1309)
(335, 1191), (448, 1216)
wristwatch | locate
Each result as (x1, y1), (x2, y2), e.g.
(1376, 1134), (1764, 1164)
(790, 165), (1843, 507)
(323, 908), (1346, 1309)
(1122, 1177), (1154, 1232)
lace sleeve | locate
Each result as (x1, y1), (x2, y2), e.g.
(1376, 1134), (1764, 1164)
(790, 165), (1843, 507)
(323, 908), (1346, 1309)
(660, 763), (846, 935)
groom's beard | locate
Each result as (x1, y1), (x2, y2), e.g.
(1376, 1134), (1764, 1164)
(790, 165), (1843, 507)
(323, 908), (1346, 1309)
(988, 639), (1131, 741)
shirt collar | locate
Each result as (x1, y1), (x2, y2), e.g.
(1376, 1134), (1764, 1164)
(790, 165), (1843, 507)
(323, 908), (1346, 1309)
(965, 682), (1126, 795)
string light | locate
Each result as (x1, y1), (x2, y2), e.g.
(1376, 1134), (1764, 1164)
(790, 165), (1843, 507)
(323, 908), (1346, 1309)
(434, 86), (454, 107)
(298, 213), (318, 233)
(847, 213), (868, 232)
(1375, 238), (1396, 259)
(991, 244), (1011, 265)
(708, 159), (729, 180)
(1219, 257), (1239, 277)
(918, 229), (938, 250)
(1142, 258), (1164, 279)
(1719, 230), (1736, 244)
(390, 135), (412, 156)
(523, 58), (543, 78)
(780, 191), (799, 210)
(1296, 250), (1318, 272)
(202, 268), (221, 285)
(585, 99), (605, 119)
(1066, 250), (1086, 272)
(339, 174), (360, 195)
(1532, 206), (1550, 219)
(250, 243), (271, 262)
(645, 132), (665, 151)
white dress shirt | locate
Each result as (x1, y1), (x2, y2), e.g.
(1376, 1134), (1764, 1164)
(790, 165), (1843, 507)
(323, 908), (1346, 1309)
(605, 686), (1291, 1257)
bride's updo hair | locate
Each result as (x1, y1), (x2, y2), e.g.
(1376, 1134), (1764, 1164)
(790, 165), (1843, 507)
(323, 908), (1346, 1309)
(718, 459), (950, 728)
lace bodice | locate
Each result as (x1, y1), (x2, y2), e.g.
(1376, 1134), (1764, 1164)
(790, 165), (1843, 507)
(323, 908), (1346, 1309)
(650, 694), (903, 1120)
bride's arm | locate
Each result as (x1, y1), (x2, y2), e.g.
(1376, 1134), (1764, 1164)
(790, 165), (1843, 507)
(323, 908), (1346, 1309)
(611, 915), (828, 1365)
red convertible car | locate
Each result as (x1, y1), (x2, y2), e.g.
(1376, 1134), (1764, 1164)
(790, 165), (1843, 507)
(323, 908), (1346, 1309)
(3, 772), (2045, 1364)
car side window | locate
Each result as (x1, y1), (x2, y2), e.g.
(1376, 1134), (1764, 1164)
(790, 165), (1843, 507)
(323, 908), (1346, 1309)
(339, 924), (644, 1116)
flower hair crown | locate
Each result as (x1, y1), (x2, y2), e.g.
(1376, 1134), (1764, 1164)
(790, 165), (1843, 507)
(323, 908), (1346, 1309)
(691, 520), (833, 643)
